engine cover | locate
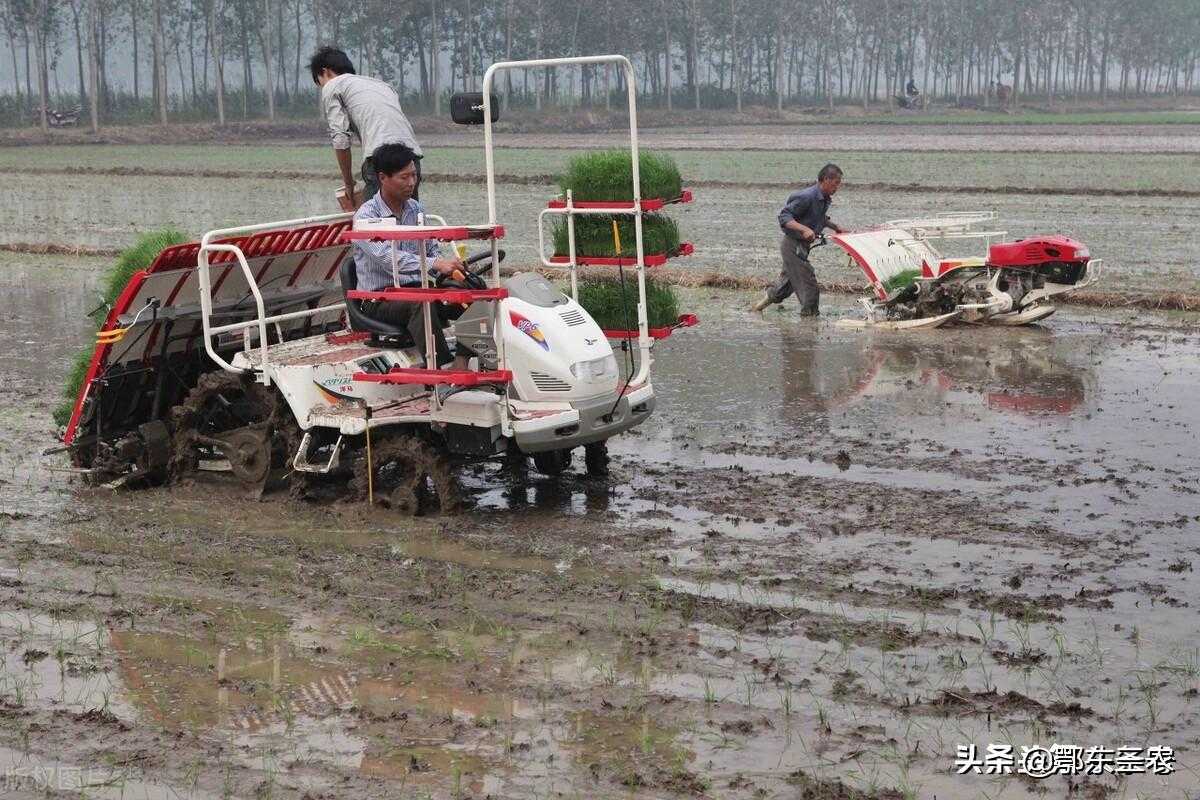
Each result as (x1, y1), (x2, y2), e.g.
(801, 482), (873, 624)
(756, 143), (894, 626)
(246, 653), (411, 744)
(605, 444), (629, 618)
(988, 236), (1089, 268)
(987, 236), (1091, 285)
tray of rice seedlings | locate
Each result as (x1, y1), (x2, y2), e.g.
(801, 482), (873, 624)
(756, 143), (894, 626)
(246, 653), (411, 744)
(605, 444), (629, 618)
(558, 150), (683, 204)
(551, 213), (686, 265)
(573, 277), (696, 339)
(53, 228), (188, 427)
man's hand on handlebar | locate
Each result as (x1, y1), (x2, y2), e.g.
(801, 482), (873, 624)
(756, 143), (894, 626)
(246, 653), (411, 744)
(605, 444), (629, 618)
(432, 256), (464, 276)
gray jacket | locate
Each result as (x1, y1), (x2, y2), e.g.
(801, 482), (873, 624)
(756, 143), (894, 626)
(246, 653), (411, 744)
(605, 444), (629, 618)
(320, 73), (423, 158)
(777, 183), (833, 243)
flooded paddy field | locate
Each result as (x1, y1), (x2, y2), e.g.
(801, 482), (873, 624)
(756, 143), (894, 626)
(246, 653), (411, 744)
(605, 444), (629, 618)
(3, 170), (1198, 294)
(2, 119), (1199, 798)
(2, 240), (1200, 798)
(3, 144), (1200, 195)
(434, 121), (1200, 154)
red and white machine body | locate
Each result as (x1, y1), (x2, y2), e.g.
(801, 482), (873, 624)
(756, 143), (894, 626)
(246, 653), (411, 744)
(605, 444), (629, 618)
(830, 213), (1101, 329)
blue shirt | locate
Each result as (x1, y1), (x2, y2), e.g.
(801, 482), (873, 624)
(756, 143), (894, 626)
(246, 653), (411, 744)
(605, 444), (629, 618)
(352, 193), (440, 291)
(777, 183), (833, 243)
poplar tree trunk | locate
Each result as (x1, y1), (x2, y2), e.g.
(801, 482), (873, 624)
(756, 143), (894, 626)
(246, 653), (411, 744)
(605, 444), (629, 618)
(34, 0), (49, 132)
(71, 1), (87, 107)
(259, 0), (276, 120)
(211, 0), (225, 125)
(431, 0), (440, 115)
(130, 0), (139, 101)
(153, 0), (167, 123)
(730, 0), (741, 112)
(690, 0), (700, 108)
(502, 0), (512, 111)
(87, 0), (100, 131)
(663, 0), (671, 110)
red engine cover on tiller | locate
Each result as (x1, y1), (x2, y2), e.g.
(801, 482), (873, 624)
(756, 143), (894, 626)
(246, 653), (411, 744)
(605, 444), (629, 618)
(988, 235), (1089, 267)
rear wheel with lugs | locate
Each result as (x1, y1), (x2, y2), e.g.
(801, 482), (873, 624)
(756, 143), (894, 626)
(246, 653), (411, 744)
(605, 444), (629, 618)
(169, 371), (285, 495)
(350, 433), (461, 516)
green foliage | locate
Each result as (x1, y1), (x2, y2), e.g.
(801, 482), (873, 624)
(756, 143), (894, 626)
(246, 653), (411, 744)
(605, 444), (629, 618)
(53, 351), (95, 428)
(574, 278), (680, 330)
(552, 214), (680, 258)
(881, 269), (922, 295)
(53, 228), (190, 429)
(102, 228), (188, 306)
(559, 150), (683, 202)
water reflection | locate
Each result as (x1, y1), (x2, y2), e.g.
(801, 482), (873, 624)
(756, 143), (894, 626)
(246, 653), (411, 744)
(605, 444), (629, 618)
(779, 326), (1090, 425)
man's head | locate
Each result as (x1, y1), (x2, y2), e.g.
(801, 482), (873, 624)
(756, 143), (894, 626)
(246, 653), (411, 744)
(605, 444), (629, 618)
(309, 46), (356, 87)
(817, 163), (843, 196)
(372, 143), (420, 205)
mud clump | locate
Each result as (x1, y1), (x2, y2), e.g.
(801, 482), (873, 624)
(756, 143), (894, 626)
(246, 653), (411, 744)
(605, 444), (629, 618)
(786, 768), (905, 799)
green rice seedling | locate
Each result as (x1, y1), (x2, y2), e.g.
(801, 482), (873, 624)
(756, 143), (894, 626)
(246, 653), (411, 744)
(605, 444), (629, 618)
(559, 150), (682, 202)
(551, 213), (680, 259)
(882, 269), (922, 295)
(53, 227), (189, 427)
(574, 277), (680, 330)
(101, 228), (188, 307)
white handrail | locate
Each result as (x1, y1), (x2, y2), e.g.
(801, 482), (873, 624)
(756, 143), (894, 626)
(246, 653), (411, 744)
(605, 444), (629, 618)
(197, 212), (353, 382)
(197, 243), (270, 380)
(481, 56), (640, 226)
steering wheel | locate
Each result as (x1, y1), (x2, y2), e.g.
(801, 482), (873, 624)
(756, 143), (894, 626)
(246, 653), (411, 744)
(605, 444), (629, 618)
(435, 249), (507, 291)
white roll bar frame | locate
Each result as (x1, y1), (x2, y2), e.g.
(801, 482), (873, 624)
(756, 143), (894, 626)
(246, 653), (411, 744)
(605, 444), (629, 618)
(197, 211), (352, 384)
(482, 55), (653, 387)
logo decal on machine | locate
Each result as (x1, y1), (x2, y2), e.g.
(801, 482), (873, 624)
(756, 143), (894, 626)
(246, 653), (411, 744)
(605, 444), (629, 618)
(314, 377), (356, 404)
(509, 311), (549, 351)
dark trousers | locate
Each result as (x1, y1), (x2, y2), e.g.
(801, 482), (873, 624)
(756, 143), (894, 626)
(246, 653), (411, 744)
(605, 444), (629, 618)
(359, 298), (452, 366)
(361, 156), (421, 202)
(769, 237), (820, 315)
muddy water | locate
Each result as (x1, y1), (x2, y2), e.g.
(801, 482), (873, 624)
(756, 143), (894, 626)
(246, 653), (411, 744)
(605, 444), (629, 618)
(3, 172), (1198, 294)
(3, 250), (1200, 798)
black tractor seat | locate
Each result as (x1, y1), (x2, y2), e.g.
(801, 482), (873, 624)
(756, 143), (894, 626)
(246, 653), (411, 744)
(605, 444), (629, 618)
(339, 257), (416, 347)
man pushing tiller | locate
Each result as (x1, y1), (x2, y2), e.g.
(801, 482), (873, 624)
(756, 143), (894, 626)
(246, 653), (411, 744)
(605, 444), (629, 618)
(753, 163), (846, 316)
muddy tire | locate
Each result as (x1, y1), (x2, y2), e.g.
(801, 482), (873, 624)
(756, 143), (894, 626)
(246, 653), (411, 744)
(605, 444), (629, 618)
(532, 448), (571, 476)
(583, 441), (610, 477)
(168, 371), (281, 487)
(502, 441), (529, 473)
(351, 434), (461, 516)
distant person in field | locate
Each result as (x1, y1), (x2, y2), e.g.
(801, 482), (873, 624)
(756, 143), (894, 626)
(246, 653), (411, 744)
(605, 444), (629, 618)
(752, 164), (846, 317)
(309, 46), (423, 209)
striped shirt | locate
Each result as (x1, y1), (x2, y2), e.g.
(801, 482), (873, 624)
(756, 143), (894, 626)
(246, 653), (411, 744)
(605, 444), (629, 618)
(352, 193), (440, 291)
(320, 73), (423, 158)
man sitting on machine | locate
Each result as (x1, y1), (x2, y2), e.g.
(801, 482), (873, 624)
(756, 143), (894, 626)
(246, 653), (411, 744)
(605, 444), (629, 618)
(347, 142), (472, 370)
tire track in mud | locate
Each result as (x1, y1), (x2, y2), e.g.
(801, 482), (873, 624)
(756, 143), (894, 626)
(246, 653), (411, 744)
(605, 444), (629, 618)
(4, 164), (1200, 199)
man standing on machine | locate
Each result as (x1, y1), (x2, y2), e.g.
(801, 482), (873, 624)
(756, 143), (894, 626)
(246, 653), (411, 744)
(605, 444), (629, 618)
(309, 46), (424, 210)
(351, 143), (468, 369)
(752, 164), (846, 317)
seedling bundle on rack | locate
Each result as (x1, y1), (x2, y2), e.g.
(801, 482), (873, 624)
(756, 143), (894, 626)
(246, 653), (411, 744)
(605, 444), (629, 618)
(54, 228), (188, 426)
(540, 149), (698, 340)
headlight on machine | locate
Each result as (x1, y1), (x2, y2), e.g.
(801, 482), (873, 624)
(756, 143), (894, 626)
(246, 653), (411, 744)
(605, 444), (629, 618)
(570, 355), (618, 383)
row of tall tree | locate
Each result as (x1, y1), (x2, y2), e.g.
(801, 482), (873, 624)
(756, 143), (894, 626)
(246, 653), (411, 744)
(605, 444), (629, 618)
(3, 0), (1198, 132)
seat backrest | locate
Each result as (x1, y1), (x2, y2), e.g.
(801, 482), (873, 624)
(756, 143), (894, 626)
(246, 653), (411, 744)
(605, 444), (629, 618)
(340, 255), (358, 292)
(338, 255), (413, 340)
